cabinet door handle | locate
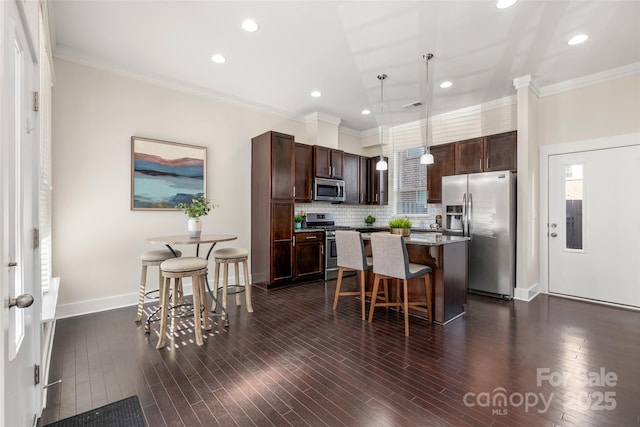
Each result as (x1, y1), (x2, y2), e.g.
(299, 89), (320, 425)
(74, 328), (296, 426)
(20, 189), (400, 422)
(293, 186), (296, 197)
(486, 158), (488, 170)
(305, 236), (317, 240)
(479, 159), (482, 170)
(292, 236), (296, 247)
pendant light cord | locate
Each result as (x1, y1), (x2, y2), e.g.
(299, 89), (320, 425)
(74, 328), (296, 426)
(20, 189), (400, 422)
(420, 53), (435, 165)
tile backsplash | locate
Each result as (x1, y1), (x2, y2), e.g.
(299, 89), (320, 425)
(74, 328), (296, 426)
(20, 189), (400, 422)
(295, 202), (442, 229)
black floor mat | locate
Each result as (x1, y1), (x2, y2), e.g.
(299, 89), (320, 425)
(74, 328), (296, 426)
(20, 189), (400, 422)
(43, 396), (145, 427)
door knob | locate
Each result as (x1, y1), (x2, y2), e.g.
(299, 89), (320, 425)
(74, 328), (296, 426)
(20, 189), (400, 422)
(9, 294), (34, 309)
(550, 233), (558, 238)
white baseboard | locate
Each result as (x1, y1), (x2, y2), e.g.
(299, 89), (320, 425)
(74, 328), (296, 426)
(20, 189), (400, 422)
(56, 272), (249, 319)
(56, 282), (193, 319)
(513, 282), (540, 302)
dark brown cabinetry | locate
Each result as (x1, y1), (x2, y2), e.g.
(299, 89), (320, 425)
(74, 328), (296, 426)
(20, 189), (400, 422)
(427, 143), (455, 203)
(294, 143), (313, 202)
(485, 131), (517, 172)
(454, 137), (484, 175)
(252, 131), (296, 288)
(359, 156), (370, 204)
(454, 131), (517, 175)
(343, 153), (360, 204)
(314, 146), (344, 179)
(369, 156), (388, 205)
(293, 231), (323, 281)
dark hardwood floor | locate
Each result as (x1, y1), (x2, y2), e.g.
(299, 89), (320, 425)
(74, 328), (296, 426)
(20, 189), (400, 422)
(39, 278), (640, 426)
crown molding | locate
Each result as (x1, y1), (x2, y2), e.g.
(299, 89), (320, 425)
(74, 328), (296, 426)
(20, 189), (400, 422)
(539, 62), (640, 97)
(513, 75), (541, 97)
(305, 112), (342, 126)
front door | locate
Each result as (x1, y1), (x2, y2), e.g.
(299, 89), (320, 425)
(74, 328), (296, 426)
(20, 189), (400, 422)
(548, 146), (640, 307)
(2, 1), (40, 425)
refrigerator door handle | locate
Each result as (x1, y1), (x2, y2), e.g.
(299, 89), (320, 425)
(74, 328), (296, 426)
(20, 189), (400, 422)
(467, 193), (472, 237)
(462, 193), (467, 235)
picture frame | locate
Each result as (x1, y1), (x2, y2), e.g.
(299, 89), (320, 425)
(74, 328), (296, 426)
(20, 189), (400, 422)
(131, 136), (207, 210)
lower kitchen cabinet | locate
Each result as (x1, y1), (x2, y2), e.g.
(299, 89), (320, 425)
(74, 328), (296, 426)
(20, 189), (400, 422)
(293, 231), (324, 281)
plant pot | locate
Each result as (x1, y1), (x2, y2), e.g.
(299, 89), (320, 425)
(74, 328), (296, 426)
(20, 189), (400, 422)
(390, 227), (410, 237)
(188, 217), (202, 238)
(295, 222), (302, 230)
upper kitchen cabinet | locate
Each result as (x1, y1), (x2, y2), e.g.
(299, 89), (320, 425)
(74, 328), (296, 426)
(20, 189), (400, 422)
(294, 142), (313, 202)
(343, 153), (360, 204)
(369, 156), (388, 205)
(359, 156), (370, 204)
(427, 143), (455, 203)
(454, 137), (484, 175)
(485, 131), (517, 172)
(265, 132), (295, 199)
(454, 131), (517, 175)
(314, 146), (344, 179)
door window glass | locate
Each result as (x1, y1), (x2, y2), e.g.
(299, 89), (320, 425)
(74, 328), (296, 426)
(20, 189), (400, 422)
(564, 164), (583, 250)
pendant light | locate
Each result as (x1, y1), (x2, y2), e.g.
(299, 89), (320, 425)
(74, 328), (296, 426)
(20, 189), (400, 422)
(376, 73), (388, 171)
(420, 53), (434, 165)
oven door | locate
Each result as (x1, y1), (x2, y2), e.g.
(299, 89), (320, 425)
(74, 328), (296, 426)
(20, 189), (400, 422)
(324, 232), (355, 281)
(324, 234), (338, 280)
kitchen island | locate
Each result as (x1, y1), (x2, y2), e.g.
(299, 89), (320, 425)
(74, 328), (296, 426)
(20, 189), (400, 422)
(361, 232), (469, 325)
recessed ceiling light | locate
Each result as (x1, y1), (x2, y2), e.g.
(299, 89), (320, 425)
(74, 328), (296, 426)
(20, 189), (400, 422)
(310, 90), (322, 98)
(440, 81), (453, 89)
(496, 0), (518, 9)
(242, 19), (259, 32)
(361, 109), (371, 115)
(211, 54), (226, 64)
(568, 34), (589, 45)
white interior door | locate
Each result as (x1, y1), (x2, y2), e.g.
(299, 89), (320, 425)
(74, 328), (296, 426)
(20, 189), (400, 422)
(2, 1), (40, 425)
(548, 146), (640, 307)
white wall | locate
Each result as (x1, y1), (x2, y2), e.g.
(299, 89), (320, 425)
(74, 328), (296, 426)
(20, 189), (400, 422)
(52, 59), (309, 315)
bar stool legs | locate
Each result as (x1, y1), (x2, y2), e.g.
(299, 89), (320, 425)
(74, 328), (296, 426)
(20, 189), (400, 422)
(135, 249), (181, 323)
(156, 257), (209, 349)
(210, 248), (253, 319)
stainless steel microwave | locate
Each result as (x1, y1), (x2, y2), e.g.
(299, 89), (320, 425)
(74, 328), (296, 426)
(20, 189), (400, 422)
(313, 178), (345, 202)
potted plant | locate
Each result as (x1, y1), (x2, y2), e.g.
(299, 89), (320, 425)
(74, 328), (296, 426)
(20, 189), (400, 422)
(365, 214), (376, 226)
(294, 215), (305, 230)
(177, 194), (212, 238)
(388, 217), (412, 237)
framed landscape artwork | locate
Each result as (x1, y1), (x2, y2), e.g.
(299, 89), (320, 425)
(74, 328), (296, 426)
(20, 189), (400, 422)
(131, 136), (207, 210)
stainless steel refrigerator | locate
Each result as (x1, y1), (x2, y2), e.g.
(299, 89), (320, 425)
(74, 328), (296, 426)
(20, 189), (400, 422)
(442, 171), (516, 298)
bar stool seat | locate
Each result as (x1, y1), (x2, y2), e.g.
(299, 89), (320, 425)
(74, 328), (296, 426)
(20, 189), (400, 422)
(156, 257), (209, 349)
(333, 230), (388, 320)
(368, 233), (433, 336)
(135, 249), (182, 322)
(211, 247), (253, 319)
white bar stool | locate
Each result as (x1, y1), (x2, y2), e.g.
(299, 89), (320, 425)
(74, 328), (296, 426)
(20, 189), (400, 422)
(135, 249), (182, 322)
(210, 247), (253, 319)
(156, 257), (209, 349)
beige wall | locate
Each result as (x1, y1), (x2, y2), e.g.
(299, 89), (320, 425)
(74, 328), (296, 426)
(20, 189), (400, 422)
(52, 59), (310, 314)
(539, 74), (640, 145)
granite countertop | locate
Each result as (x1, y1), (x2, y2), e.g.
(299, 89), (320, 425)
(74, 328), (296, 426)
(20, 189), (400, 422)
(360, 231), (469, 246)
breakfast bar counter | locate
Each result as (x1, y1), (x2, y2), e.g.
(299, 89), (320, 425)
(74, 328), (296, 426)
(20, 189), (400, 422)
(361, 232), (469, 325)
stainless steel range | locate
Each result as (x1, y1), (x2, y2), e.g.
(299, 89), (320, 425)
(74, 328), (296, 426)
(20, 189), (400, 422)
(304, 213), (354, 280)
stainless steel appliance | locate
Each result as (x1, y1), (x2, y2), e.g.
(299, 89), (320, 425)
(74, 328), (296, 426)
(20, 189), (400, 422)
(313, 178), (346, 202)
(304, 213), (354, 280)
(442, 170), (516, 299)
